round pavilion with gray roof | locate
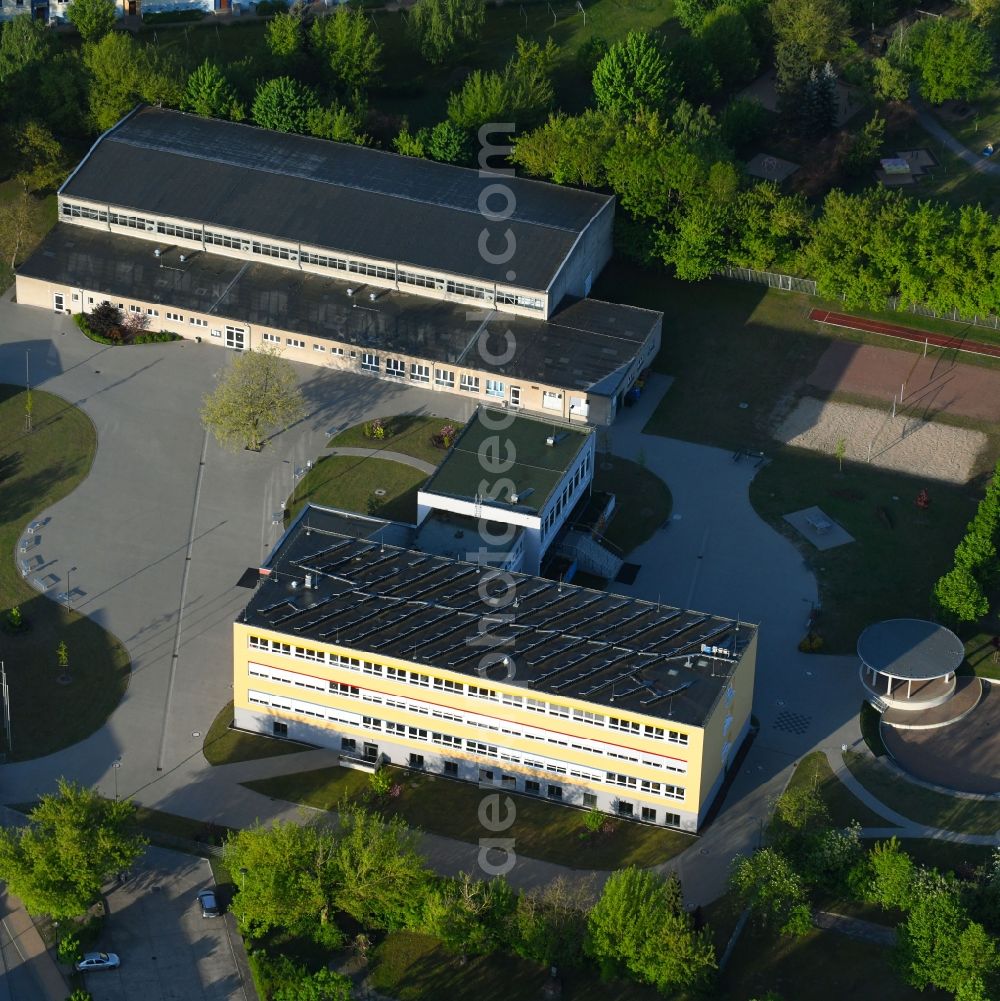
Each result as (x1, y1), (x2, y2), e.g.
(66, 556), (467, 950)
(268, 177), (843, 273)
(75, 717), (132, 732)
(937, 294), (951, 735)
(858, 618), (964, 711)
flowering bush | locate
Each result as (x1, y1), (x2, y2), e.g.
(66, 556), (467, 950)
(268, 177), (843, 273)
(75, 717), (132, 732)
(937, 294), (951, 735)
(389, 783), (403, 799)
(364, 418), (389, 440)
(432, 424), (457, 449)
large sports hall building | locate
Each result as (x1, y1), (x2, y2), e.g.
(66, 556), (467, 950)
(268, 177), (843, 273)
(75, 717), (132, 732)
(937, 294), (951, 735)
(16, 106), (662, 425)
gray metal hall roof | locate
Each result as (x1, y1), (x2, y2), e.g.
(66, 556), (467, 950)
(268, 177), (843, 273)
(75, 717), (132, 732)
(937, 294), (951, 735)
(241, 505), (756, 728)
(60, 106), (613, 293)
(857, 618), (965, 680)
(19, 226), (660, 396)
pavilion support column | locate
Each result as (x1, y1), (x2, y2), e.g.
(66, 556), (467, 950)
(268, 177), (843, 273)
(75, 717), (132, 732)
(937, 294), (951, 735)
(886, 673), (892, 695)
(907, 678), (912, 699)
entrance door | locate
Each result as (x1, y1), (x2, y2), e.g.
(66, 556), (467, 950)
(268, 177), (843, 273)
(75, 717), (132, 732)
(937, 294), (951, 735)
(509, 386), (521, 407)
(53, 292), (65, 313)
(225, 326), (245, 350)
(363, 742), (378, 762)
(126, 0), (137, 13)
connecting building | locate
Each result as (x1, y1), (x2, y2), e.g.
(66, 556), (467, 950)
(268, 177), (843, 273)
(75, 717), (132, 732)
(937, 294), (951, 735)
(233, 505), (758, 833)
(16, 106), (662, 425)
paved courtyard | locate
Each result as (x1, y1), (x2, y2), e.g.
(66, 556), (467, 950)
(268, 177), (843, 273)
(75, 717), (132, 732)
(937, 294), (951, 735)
(83, 847), (247, 1001)
(0, 290), (868, 907)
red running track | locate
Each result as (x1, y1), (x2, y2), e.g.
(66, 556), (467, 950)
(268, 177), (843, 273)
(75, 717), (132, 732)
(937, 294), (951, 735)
(808, 308), (1000, 360)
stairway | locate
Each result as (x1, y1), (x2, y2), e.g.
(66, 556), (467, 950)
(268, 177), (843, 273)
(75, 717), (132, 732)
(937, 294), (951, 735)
(559, 530), (624, 581)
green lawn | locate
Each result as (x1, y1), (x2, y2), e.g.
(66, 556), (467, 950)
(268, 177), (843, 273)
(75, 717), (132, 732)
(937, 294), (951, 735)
(244, 763), (694, 869)
(202, 700), (311, 766)
(0, 387), (130, 760)
(784, 751), (894, 829)
(328, 415), (462, 467)
(844, 751), (1000, 835)
(369, 930), (662, 1001)
(286, 454), (428, 525)
(717, 924), (928, 1001)
(749, 447), (979, 652)
(591, 454), (672, 555)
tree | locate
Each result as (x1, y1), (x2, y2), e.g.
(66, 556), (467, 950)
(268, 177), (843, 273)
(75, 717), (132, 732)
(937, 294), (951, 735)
(330, 804), (429, 930)
(408, 0), (485, 65)
(669, 36), (721, 103)
(0, 779), (145, 919)
(934, 566), (989, 622)
(182, 60), (243, 120)
(447, 37), (558, 130)
(585, 867), (715, 993)
(0, 190), (40, 272)
(673, 0), (715, 30)
(0, 15), (52, 86)
(512, 109), (617, 187)
(872, 56), (910, 101)
(225, 821), (339, 935)
(266, 10), (304, 60)
(853, 837), (917, 910)
(768, 0), (850, 64)
(200, 347), (306, 452)
(16, 122), (67, 194)
(37, 52), (90, 137)
(720, 96), (769, 147)
(251, 76), (319, 134)
(422, 120), (471, 163)
(910, 18), (994, 104)
(842, 111), (885, 175)
(66, 0), (116, 43)
(730, 848), (812, 934)
(697, 5), (759, 88)
(896, 887), (999, 999)
(272, 968), (352, 1001)
(510, 877), (590, 968)
(309, 8), (382, 95)
(969, 0), (1000, 29)
(421, 873), (516, 958)
(306, 103), (367, 144)
(729, 183), (812, 271)
(592, 31), (676, 117)
(83, 33), (142, 132)
(803, 61), (838, 135)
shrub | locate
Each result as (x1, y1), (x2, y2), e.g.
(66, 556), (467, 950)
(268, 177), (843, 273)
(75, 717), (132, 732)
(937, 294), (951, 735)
(369, 766), (392, 797)
(6, 606), (23, 629)
(87, 300), (123, 337)
(432, 424), (457, 449)
(364, 418), (389, 440)
(583, 807), (604, 833)
(57, 932), (82, 965)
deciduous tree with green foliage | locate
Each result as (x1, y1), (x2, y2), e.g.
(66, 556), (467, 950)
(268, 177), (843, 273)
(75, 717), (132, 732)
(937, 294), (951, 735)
(697, 5), (759, 88)
(16, 122), (67, 194)
(592, 31), (676, 118)
(585, 867), (715, 994)
(200, 346), (306, 451)
(512, 109), (617, 186)
(872, 55), (910, 101)
(729, 182), (812, 270)
(0, 189), (41, 272)
(66, 0), (116, 43)
(266, 10), (304, 61)
(730, 848), (812, 935)
(251, 76), (319, 133)
(0, 15), (50, 86)
(669, 36), (721, 102)
(769, 0), (850, 64)
(307, 102), (367, 144)
(0, 779), (145, 919)
(910, 17), (994, 104)
(408, 0), (485, 65)
(309, 7), (382, 96)
(421, 873), (516, 958)
(182, 59), (244, 121)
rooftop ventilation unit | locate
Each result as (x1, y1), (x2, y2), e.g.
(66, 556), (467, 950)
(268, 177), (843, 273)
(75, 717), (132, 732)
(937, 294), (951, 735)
(346, 288), (355, 297)
(304, 573), (313, 590)
(510, 487), (533, 505)
(368, 292), (378, 301)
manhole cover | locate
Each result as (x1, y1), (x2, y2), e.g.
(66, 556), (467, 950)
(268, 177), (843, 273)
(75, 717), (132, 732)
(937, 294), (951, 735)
(374, 489), (386, 497)
(192, 731), (201, 738)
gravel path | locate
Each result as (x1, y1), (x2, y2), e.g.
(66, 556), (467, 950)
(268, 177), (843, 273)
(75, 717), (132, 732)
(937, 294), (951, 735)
(774, 397), (986, 483)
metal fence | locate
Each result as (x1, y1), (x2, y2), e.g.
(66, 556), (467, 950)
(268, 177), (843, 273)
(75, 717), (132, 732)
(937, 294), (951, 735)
(717, 266), (817, 295)
(719, 267), (1000, 335)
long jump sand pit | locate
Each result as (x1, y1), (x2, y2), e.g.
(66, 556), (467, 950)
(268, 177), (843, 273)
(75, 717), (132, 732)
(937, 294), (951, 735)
(775, 397), (986, 483)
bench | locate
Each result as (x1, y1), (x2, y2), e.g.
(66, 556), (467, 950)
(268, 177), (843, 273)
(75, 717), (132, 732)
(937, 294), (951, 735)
(806, 513), (832, 535)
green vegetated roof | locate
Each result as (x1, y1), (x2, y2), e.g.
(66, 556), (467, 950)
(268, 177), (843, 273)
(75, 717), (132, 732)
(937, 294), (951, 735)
(422, 408), (592, 513)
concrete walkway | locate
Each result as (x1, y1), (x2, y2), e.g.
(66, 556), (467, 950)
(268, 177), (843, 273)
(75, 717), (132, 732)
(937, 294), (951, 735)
(912, 92), (1000, 176)
(0, 888), (69, 1001)
(813, 910), (895, 946)
(327, 446), (437, 476)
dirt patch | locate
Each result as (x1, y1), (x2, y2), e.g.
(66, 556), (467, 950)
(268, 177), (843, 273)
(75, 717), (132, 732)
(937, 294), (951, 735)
(807, 340), (1000, 424)
(774, 397), (986, 483)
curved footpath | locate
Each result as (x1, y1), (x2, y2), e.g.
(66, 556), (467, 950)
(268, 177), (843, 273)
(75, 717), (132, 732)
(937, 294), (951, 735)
(0, 292), (989, 919)
(912, 90), (1000, 177)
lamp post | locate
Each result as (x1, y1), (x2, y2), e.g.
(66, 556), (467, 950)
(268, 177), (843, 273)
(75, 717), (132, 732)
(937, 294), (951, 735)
(239, 867), (248, 894)
(112, 759), (121, 801)
(65, 566), (77, 610)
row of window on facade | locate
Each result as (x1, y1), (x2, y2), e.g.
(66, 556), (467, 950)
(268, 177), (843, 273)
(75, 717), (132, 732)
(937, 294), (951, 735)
(61, 202), (545, 311)
(248, 661), (689, 774)
(245, 637), (690, 745)
(248, 689), (686, 800)
(542, 453), (592, 537)
(270, 724), (683, 825)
